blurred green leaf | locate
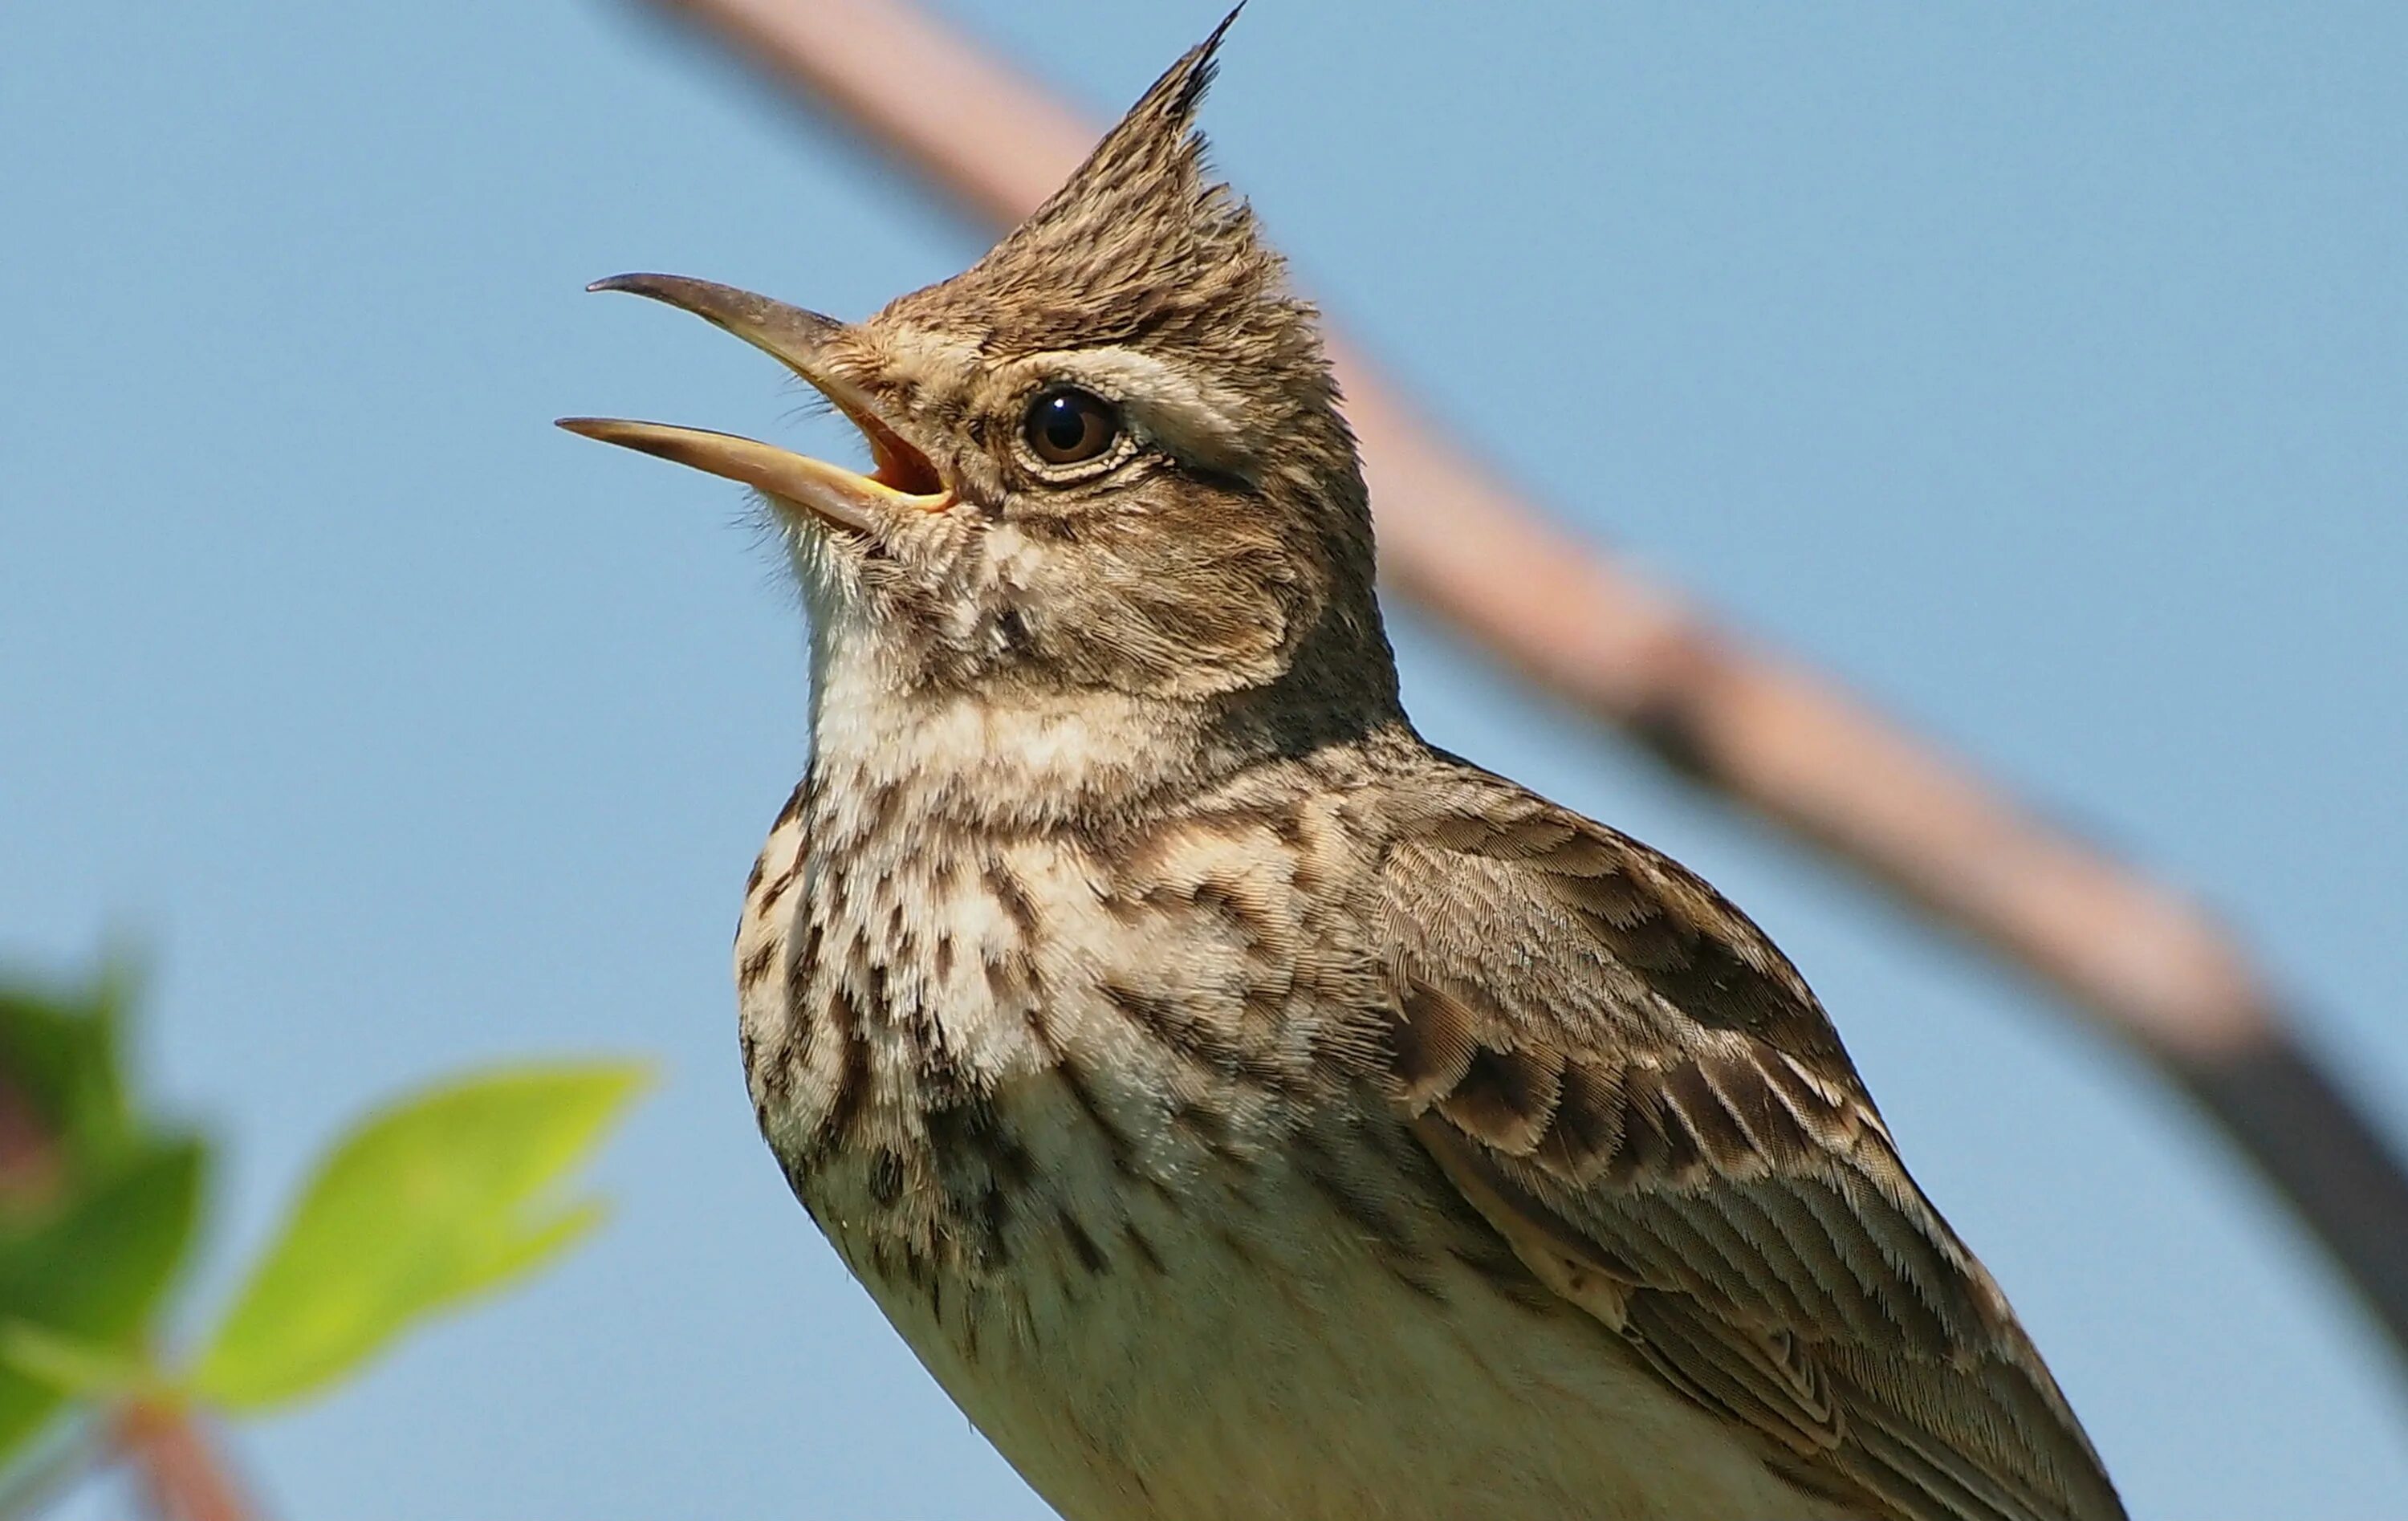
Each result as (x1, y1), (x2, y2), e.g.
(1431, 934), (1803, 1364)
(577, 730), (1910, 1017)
(0, 1322), (149, 1399)
(193, 1062), (649, 1413)
(0, 972), (143, 1210)
(0, 1140), (203, 1462)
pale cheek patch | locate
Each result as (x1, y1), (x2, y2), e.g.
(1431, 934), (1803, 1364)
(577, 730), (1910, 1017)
(984, 523), (1051, 588)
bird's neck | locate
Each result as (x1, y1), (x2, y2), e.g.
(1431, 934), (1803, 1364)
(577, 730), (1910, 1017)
(799, 634), (1214, 844)
(800, 632), (1404, 846)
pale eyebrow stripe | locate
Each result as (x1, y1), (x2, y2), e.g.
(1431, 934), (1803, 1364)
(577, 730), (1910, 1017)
(1024, 348), (1259, 478)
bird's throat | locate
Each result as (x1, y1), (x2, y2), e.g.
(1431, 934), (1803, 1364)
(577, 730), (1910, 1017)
(803, 642), (1226, 840)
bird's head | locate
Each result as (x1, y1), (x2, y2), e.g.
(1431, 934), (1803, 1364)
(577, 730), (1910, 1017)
(563, 15), (1398, 775)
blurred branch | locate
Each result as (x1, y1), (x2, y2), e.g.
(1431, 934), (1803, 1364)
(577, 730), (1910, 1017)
(635, 0), (2408, 1362)
(112, 1403), (254, 1521)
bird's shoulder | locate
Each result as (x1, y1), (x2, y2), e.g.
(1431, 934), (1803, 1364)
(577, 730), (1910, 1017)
(1372, 743), (1864, 1087)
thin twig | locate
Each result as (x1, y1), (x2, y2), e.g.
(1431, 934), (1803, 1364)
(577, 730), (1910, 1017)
(112, 1401), (255, 1521)
(633, 0), (2408, 1362)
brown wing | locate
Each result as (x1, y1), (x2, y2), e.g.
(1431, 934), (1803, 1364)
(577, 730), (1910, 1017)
(1375, 763), (2125, 1521)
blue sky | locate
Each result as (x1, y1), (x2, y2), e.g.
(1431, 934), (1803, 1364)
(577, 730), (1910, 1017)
(4, 2), (2404, 1515)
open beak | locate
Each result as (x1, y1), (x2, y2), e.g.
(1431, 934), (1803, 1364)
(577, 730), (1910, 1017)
(557, 273), (952, 532)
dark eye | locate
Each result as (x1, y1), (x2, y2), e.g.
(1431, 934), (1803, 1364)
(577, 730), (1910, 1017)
(1023, 387), (1121, 466)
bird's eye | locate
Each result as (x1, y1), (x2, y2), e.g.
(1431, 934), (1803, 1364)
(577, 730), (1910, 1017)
(1023, 387), (1121, 467)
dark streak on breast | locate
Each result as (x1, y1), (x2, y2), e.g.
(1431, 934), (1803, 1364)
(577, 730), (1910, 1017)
(738, 938), (779, 990)
(985, 862), (1041, 937)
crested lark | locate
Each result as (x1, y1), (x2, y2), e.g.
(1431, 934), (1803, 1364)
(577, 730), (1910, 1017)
(563, 16), (2125, 1521)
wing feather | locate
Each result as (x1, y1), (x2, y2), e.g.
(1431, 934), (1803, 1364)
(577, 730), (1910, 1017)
(1377, 763), (2125, 1521)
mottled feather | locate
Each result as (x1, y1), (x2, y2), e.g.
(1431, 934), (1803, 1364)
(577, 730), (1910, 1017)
(1381, 758), (2125, 1521)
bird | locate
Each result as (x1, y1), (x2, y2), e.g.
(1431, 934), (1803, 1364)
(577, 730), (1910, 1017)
(559, 13), (2125, 1521)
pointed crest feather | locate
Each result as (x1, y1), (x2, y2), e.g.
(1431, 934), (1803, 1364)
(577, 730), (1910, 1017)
(885, 6), (1311, 364)
(1018, 3), (1243, 245)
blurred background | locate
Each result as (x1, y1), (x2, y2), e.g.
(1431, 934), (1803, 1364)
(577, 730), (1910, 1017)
(5, 1), (2405, 1515)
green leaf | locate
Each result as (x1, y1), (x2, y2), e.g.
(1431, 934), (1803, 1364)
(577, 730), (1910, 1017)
(193, 1062), (649, 1413)
(0, 1140), (203, 1462)
(0, 1323), (150, 1399)
(0, 970), (144, 1213)
(0, 963), (205, 1471)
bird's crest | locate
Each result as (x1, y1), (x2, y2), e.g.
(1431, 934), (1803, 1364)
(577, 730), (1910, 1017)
(887, 6), (1312, 370)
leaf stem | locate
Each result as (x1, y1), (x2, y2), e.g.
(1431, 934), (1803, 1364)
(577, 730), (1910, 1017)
(112, 1401), (256, 1521)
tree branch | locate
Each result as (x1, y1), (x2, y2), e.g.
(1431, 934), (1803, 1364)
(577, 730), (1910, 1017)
(630, 0), (2408, 1363)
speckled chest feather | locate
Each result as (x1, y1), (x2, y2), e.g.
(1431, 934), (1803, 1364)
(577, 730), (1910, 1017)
(736, 751), (1405, 1312)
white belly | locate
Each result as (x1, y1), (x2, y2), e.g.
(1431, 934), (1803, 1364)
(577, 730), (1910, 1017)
(825, 1068), (1846, 1521)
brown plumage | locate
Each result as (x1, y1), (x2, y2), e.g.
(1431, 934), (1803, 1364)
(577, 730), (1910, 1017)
(563, 14), (2125, 1520)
